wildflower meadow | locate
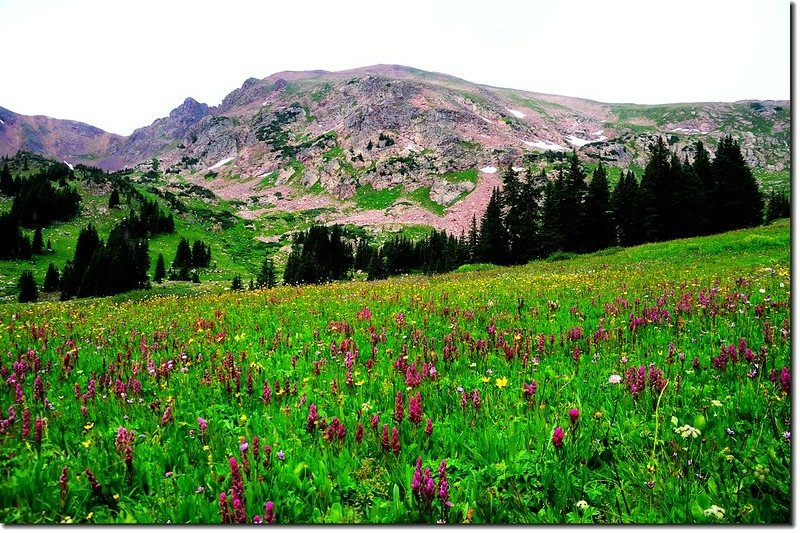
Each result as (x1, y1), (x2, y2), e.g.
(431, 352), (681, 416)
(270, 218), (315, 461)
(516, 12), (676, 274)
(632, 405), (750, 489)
(0, 221), (791, 524)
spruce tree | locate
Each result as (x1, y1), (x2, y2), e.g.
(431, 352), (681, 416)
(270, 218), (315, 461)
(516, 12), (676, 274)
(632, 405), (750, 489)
(539, 178), (563, 256)
(173, 237), (193, 270)
(467, 214), (479, 263)
(478, 187), (508, 264)
(153, 253), (166, 283)
(765, 190), (790, 222)
(693, 141), (715, 234)
(515, 169), (543, 261)
(711, 135), (763, 232)
(32, 227), (44, 254)
(583, 163), (614, 251)
(672, 155), (705, 238)
(43, 263), (60, 292)
(561, 152), (588, 252)
(230, 275), (243, 291)
(638, 137), (673, 242)
(257, 255), (277, 288)
(611, 170), (640, 247)
(17, 270), (38, 303)
(108, 188), (120, 209)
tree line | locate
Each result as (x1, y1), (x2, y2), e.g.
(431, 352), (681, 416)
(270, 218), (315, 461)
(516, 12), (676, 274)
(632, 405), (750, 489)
(271, 135), (786, 288)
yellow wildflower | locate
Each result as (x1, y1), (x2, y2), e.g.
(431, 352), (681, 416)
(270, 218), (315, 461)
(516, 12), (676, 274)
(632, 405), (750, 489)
(495, 377), (509, 389)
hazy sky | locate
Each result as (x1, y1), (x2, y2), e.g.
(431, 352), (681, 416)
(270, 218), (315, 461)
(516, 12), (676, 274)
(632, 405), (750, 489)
(0, 0), (790, 135)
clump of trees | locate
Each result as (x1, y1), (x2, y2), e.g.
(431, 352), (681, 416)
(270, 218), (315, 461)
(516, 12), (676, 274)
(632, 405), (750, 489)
(170, 237), (211, 281)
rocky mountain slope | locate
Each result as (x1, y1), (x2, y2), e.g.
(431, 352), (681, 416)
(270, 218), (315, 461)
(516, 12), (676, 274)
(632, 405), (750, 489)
(0, 65), (790, 235)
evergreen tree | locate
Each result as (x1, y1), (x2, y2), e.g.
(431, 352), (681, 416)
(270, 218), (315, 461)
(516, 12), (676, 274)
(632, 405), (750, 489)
(711, 135), (763, 232)
(583, 163), (614, 251)
(478, 187), (508, 264)
(153, 253), (166, 283)
(17, 270), (38, 303)
(108, 188), (120, 209)
(539, 178), (564, 256)
(671, 155), (706, 238)
(43, 263), (60, 292)
(173, 237), (193, 270)
(638, 137), (673, 242)
(765, 190), (790, 222)
(17, 234), (32, 260)
(257, 255), (277, 288)
(611, 170), (640, 246)
(692, 141), (715, 234)
(561, 152), (588, 252)
(231, 275), (243, 291)
(467, 214), (479, 263)
(0, 164), (13, 195)
(353, 238), (372, 272)
(515, 169), (543, 261)
(366, 251), (387, 280)
(32, 227), (44, 254)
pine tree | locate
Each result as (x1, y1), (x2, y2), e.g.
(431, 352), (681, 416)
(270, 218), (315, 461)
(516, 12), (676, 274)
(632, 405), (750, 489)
(611, 170), (640, 247)
(467, 214), (479, 263)
(711, 135), (763, 232)
(539, 178), (563, 256)
(173, 237), (193, 270)
(32, 227), (44, 254)
(561, 152), (588, 252)
(43, 263), (60, 292)
(478, 187), (508, 264)
(230, 275), (243, 291)
(765, 190), (790, 222)
(153, 253), (166, 283)
(0, 164), (12, 195)
(515, 169), (543, 261)
(638, 137), (673, 242)
(583, 163), (614, 251)
(257, 255), (277, 288)
(108, 188), (120, 209)
(671, 155), (706, 238)
(693, 141), (715, 234)
(17, 270), (38, 303)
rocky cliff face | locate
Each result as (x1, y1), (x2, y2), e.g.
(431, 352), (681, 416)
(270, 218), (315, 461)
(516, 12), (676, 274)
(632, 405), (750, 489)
(0, 65), (789, 235)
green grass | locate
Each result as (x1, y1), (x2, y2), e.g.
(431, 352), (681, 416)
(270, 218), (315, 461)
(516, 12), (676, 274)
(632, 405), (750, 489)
(0, 222), (790, 524)
(440, 169), (478, 185)
(351, 184), (404, 210)
(406, 187), (444, 216)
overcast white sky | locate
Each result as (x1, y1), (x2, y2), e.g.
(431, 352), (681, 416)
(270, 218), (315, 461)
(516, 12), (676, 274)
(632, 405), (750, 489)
(0, 0), (790, 135)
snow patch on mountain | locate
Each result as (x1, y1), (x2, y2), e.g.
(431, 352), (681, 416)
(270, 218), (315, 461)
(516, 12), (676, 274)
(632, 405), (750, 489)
(523, 139), (567, 151)
(480, 166), (498, 174)
(208, 156), (234, 171)
(506, 108), (526, 119)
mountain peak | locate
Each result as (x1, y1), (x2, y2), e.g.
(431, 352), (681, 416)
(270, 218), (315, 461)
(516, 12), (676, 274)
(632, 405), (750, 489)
(169, 97), (209, 120)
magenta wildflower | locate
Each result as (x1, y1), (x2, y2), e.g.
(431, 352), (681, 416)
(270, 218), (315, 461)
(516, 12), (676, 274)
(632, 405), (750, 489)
(523, 381), (537, 399)
(472, 389), (481, 410)
(277, 450), (285, 461)
(22, 408), (30, 441)
(252, 436), (260, 461)
(381, 424), (390, 451)
(391, 426), (401, 455)
(59, 465), (68, 501)
(160, 405), (172, 426)
(197, 417), (207, 434)
(552, 427), (565, 449)
(425, 418), (433, 436)
(355, 423), (364, 444)
(219, 492), (231, 524)
(371, 413), (379, 432)
(264, 501), (276, 524)
(33, 375), (44, 403)
(84, 468), (102, 496)
(409, 392), (423, 425)
(252, 515), (262, 524)
(394, 391), (404, 423)
(262, 382), (271, 404)
(779, 367), (790, 394)
(307, 404), (319, 432)
(569, 408), (579, 425)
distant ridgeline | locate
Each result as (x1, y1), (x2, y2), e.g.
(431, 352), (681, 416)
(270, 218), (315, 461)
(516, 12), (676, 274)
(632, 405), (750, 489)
(281, 136), (789, 286)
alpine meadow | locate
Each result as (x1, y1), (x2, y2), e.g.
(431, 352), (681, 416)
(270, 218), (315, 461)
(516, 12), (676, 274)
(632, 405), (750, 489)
(0, 57), (791, 524)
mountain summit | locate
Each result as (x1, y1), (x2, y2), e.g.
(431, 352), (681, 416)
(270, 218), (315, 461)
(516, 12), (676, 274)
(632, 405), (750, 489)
(0, 65), (789, 234)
